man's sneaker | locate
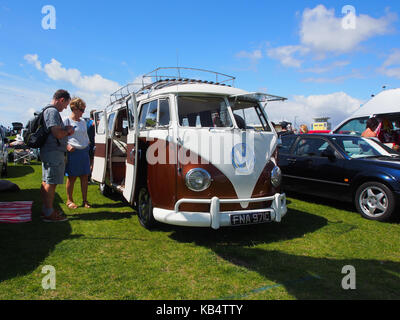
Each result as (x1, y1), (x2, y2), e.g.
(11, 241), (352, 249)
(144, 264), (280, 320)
(42, 210), (68, 222)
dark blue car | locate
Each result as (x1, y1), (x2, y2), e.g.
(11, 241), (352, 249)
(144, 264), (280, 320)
(278, 134), (400, 221)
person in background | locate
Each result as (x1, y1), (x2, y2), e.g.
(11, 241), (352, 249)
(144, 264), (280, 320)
(361, 117), (379, 138)
(278, 121), (292, 137)
(64, 98), (91, 209)
(299, 124), (309, 134)
(40, 89), (75, 222)
(87, 109), (96, 180)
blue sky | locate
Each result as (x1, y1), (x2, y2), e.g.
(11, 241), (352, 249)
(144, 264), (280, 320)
(1, 0), (400, 128)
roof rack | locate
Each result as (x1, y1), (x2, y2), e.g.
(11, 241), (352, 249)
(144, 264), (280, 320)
(109, 67), (236, 104)
(142, 67), (235, 86)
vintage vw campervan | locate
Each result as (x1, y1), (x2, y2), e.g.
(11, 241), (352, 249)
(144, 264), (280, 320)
(92, 68), (287, 229)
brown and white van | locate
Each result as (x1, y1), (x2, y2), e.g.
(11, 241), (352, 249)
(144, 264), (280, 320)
(92, 68), (288, 229)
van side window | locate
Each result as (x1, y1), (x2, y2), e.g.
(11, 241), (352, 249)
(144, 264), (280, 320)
(335, 117), (368, 135)
(158, 99), (170, 126)
(139, 101), (157, 130)
(139, 103), (149, 130)
(108, 113), (116, 133)
(126, 97), (135, 129)
(96, 111), (106, 134)
(139, 99), (170, 129)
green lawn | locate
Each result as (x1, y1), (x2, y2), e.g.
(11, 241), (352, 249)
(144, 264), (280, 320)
(0, 162), (399, 300)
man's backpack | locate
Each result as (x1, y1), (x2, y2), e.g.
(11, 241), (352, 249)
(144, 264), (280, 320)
(23, 105), (56, 148)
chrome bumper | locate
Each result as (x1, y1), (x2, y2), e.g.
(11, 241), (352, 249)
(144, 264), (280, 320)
(153, 193), (287, 229)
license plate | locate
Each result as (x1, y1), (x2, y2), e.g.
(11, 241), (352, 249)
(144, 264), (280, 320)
(230, 211), (271, 226)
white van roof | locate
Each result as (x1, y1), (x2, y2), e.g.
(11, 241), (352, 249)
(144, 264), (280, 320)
(351, 88), (400, 117)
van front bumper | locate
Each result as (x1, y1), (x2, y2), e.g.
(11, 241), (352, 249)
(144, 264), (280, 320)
(152, 193), (287, 229)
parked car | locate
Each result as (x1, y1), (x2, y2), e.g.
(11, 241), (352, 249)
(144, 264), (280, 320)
(92, 67), (288, 229)
(0, 126), (9, 176)
(278, 133), (400, 221)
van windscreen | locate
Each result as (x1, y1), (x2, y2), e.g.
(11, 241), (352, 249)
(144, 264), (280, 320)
(178, 96), (232, 128)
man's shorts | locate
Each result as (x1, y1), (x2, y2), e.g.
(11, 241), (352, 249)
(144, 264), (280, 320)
(41, 151), (66, 185)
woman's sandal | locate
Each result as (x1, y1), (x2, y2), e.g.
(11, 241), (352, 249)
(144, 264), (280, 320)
(83, 201), (91, 209)
(66, 201), (78, 209)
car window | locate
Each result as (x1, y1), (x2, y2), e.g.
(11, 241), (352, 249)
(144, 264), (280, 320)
(294, 138), (332, 157)
(332, 136), (384, 158)
(279, 135), (297, 154)
(335, 117), (368, 135)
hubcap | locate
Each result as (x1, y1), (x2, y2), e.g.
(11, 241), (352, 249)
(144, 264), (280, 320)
(138, 188), (149, 222)
(359, 186), (388, 218)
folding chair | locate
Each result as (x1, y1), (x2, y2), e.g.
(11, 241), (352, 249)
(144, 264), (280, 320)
(13, 148), (32, 165)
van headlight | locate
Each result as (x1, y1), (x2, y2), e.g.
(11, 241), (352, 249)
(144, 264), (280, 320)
(185, 168), (212, 192)
(271, 166), (282, 188)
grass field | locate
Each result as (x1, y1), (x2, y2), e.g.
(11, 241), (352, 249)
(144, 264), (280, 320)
(0, 161), (399, 300)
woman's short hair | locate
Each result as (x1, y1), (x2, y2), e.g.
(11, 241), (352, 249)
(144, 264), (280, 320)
(300, 124), (308, 133)
(70, 97), (86, 111)
(366, 117), (379, 131)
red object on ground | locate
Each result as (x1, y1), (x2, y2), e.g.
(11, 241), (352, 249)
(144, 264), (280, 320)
(0, 201), (33, 223)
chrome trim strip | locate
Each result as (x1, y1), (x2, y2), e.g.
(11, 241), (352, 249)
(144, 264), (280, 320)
(283, 174), (349, 186)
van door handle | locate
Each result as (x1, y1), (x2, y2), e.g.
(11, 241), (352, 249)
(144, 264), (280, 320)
(130, 148), (135, 161)
(288, 158), (296, 164)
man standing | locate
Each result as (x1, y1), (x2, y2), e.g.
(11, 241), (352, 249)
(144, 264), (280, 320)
(40, 89), (75, 222)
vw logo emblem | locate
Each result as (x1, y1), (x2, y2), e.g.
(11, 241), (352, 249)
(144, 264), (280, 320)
(232, 143), (255, 175)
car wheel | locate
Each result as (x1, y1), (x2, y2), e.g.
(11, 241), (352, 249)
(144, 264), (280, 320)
(136, 186), (156, 229)
(99, 183), (113, 196)
(355, 182), (395, 221)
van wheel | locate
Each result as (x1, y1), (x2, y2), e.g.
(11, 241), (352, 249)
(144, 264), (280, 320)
(99, 183), (113, 196)
(137, 187), (156, 229)
(355, 182), (395, 221)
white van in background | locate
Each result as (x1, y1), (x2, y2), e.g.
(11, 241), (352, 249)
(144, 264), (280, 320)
(333, 88), (400, 136)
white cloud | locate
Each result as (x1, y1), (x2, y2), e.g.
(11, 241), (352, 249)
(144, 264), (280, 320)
(266, 92), (362, 128)
(378, 49), (400, 79)
(383, 49), (400, 67)
(24, 54), (42, 70)
(267, 45), (310, 68)
(236, 49), (263, 61)
(0, 79), (54, 126)
(24, 55), (120, 93)
(235, 49), (263, 71)
(266, 5), (396, 68)
(300, 5), (395, 54)
(302, 60), (350, 74)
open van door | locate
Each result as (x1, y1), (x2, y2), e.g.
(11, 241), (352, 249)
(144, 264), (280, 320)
(123, 94), (139, 204)
(92, 110), (108, 183)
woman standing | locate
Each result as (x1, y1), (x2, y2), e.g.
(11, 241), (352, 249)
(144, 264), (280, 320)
(299, 124), (309, 134)
(64, 98), (91, 209)
(361, 117), (379, 138)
